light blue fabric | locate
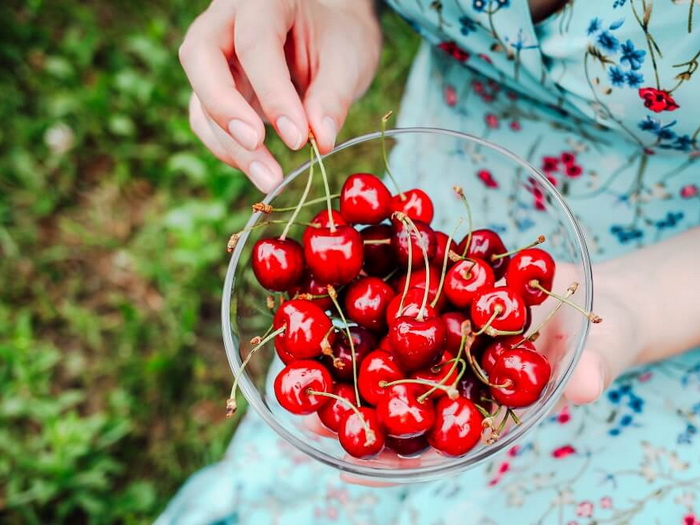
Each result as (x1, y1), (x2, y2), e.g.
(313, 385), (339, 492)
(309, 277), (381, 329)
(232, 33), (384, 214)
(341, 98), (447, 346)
(159, 1), (700, 523)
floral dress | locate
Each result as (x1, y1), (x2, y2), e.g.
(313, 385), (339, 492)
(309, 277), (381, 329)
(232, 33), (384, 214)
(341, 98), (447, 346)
(158, 1), (700, 523)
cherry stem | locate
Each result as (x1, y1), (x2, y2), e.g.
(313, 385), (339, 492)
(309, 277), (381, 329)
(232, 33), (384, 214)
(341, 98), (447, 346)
(382, 267), (400, 283)
(327, 285), (361, 407)
(255, 194), (340, 214)
(453, 186), (474, 257)
(309, 133), (336, 233)
(363, 238), (391, 245)
(396, 217), (413, 320)
(465, 329), (512, 390)
(307, 390), (376, 445)
(280, 147), (315, 241)
(515, 282), (578, 346)
(529, 280), (603, 323)
(227, 220), (317, 252)
(395, 212), (431, 321)
(431, 217), (464, 309)
(473, 307), (503, 336)
(226, 325), (286, 417)
(381, 111), (402, 196)
(491, 235), (546, 261)
(418, 321), (473, 402)
(508, 408), (522, 426)
(380, 379), (458, 400)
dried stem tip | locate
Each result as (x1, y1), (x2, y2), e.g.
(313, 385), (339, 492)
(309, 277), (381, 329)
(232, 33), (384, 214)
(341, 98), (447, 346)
(452, 185), (465, 197)
(225, 398), (237, 418)
(252, 202), (273, 214)
(226, 233), (240, 253)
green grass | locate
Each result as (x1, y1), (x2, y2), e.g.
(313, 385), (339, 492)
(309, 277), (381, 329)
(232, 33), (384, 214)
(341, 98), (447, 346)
(0, 1), (419, 522)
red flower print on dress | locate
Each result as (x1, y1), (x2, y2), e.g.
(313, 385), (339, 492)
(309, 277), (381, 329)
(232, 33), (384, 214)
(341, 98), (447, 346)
(683, 514), (700, 525)
(542, 156), (560, 173)
(478, 53), (493, 64)
(444, 84), (457, 107)
(681, 184), (698, 198)
(477, 169), (499, 188)
(638, 87), (680, 113)
(565, 164), (583, 178)
(600, 496), (613, 509)
(576, 501), (594, 518)
(509, 120), (521, 131)
(560, 152), (576, 165)
(485, 113), (499, 129)
(552, 444), (576, 458)
(438, 41), (470, 62)
(556, 405), (571, 424)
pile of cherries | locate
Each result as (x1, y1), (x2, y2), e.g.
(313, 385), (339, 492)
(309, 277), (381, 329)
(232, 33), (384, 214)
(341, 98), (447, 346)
(226, 135), (600, 461)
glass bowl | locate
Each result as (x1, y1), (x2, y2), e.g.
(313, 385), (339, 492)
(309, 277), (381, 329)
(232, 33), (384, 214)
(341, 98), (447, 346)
(222, 127), (593, 483)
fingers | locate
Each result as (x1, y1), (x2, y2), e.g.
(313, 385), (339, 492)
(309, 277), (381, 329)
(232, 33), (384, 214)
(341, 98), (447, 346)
(189, 94), (283, 192)
(179, 5), (265, 151)
(563, 349), (607, 405)
(234, 2), (308, 151)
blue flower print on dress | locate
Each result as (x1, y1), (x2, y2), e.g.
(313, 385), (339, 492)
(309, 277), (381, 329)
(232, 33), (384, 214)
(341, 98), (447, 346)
(609, 66), (626, 86)
(620, 40), (646, 70)
(625, 70), (644, 88)
(459, 15), (477, 35)
(587, 17), (602, 35)
(597, 31), (620, 52)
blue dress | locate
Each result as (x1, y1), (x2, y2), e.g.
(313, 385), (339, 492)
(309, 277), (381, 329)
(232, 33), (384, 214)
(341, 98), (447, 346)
(159, 1), (700, 523)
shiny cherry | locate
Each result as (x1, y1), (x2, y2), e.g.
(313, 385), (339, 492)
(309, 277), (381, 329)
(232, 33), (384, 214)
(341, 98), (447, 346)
(395, 266), (446, 311)
(251, 238), (304, 292)
(273, 299), (335, 359)
(391, 218), (436, 269)
(385, 288), (437, 325)
(505, 248), (556, 306)
(303, 225), (363, 285)
(288, 273), (333, 311)
(433, 230), (458, 269)
(276, 343), (296, 365)
(428, 396), (484, 457)
(389, 315), (446, 372)
(302, 209), (347, 247)
(339, 173), (392, 225)
(481, 336), (537, 375)
(318, 383), (356, 432)
(489, 347), (551, 408)
(457, 369), (488, 404)
(321, 326), (376, 382)
(273, 360), (333, 415)
(442, 312), (470, 353)
(344, 277), (395, 332)
(376, 384), (436, 438)
(360, 224), (396, 277)
(444, 258), (495, 309)
(338, 406), (385, 459)
(410, 351), (458, 400)
(458, 228), (509, 280)
(390, 189), (434, 224)
(358, 350), (404, 405)
(385, 435), (430, 457)
(471, 287), (528, 335)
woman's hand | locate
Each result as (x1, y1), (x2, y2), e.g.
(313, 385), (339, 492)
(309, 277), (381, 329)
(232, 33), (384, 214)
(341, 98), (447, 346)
(179, 0), (381, 192)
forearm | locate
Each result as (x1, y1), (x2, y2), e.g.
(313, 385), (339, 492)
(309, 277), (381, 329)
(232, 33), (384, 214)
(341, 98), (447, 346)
(601, 227), (700, 366)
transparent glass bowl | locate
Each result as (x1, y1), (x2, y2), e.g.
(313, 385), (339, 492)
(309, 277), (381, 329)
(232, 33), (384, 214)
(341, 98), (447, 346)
(222, 128), (593, 483)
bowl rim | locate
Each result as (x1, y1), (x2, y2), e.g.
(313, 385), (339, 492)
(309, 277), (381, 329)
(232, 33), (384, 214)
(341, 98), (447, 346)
(221, 126), (594, 482)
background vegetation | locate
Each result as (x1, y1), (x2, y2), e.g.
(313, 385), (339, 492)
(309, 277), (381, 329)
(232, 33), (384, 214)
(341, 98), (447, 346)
(0, 1), (418, 522)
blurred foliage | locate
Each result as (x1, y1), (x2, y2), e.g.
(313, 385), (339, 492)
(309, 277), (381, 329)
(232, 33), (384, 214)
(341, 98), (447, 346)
(0, 0), (419, 522)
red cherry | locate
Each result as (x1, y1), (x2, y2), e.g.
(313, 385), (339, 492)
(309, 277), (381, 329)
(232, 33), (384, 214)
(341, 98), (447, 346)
(390, 189), (434, 224)
(376, 384), (436, 438)
(470, 287), (528, 335)
(505, 248), (556, 306)
(481, 336), (537, 375)
(339, 173), (392, 225)
(457, 369), (488, 404)
(360, 224), (396, 277)
(391, 218), (436, 269)
(433, 230), (458, 269)
(385, 435), (430, 457)
(321, 326), (376, 382)
(378, 335), (394, 353)
(389, 315), (446, 372)
(489, 347), (551, 408)
(444, 259), (495, 309)
(385, 288), (437, 325)
(288, 273), (333, 311)
(273, 299), (334, 359)
(276, 343), (297, 365)
(410, 351), (458, 400)
(338, 407), (385, 459)
(441, 312), (488, 354)
(251, 238), (304, 292)
(318, 383), (356, 432)
(344, 277), (395, 331)
(458, 229), (509, 280)
(303, 225), (363, 285)
(302, 209), (347, 247)
(395, 266), (446, 311)
(428, 396), (484, 457)
(358, 350), (404, 405)
(273, 360), (333, 415)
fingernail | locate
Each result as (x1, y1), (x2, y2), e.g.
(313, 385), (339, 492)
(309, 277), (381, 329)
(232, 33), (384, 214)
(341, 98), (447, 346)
(276, 116), (303, 150)
(249, 161), (277, 192)
(228, 119), (259, 151)
(321, 116), (337, 149)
